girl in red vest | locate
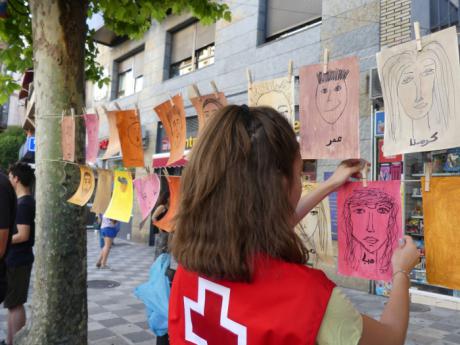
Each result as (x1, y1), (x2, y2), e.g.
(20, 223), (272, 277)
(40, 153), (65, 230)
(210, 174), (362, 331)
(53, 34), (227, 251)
(169, 105), (420, 345)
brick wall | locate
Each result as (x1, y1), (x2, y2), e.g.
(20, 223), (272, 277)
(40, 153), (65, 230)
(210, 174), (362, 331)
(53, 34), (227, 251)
(380, 0), (412, 47)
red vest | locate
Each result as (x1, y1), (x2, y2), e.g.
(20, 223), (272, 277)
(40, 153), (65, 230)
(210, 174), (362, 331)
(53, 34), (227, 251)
(169, 256), (335, 345)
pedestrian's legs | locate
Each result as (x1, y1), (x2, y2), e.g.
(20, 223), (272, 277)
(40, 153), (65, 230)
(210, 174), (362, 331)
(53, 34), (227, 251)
(101, 237), (113, 267)
(7, 304), (26, 344)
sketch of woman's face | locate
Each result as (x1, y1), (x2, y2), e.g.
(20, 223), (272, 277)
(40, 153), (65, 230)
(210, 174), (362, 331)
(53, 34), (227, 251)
(202, 99), (222, 121)
(257, 92), (291, 119)
(349, 201), (392, 253)
(315, 79), (348, 125)
(397, 58), (436, 120)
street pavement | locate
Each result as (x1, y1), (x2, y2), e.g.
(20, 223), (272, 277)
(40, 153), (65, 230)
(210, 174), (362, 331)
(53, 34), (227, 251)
(0, 229), (458, 344)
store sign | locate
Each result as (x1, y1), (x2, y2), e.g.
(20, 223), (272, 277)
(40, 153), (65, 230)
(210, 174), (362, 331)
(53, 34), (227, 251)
(27, 136), (36, 152)
(375, 111), (385, 137)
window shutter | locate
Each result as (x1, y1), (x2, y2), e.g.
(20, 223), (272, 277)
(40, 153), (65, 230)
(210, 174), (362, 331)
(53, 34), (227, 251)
(171, 24), (195, 64)
(195, 22), (215, 50)
(266, 0), (322, 38)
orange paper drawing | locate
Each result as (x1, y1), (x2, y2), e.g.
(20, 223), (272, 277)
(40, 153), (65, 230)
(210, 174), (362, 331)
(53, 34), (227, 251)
(102, 109), (121, 159)
(91, 169), (113, 214)
(61, 116), (75, 162)
(422, 176), (460, 289)
(190, 92), (227, 133)
(68, 165), (95, 206)
(154, 95), (186, 166)
(116, 109), (144, 167)
(299, 56), (360, 159)
(154, 176), (181, 232)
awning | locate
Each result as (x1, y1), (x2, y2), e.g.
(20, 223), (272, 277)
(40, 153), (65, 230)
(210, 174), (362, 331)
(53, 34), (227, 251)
(152, 152), (189, 169)
(19, 70), (33, 100)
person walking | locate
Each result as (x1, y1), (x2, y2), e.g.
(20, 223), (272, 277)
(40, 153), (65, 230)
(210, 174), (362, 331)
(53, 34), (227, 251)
(169, 105), (420, 345)
(96, 216), (119, 269)
(4, 163), (35, 345)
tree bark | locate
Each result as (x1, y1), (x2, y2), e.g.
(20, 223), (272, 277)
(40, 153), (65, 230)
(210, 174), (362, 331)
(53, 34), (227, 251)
(16, 1), (89, 344)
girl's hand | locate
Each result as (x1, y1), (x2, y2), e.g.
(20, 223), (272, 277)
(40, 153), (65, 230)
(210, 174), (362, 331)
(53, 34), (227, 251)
(328, 159), (370, 189)
(392, 236), (420, 273)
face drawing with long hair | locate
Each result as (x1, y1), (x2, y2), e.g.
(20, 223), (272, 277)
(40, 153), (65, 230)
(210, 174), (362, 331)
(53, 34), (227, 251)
(315, 69), (350, 125)
(297, 183), (330, 262)
(343, 189), (398, 273)
(382, 41), (453, 141)
(202, 97), (223, 121)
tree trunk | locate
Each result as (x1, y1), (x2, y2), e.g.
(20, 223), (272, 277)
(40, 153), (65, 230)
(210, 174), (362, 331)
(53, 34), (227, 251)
(16, 1), (89, 344)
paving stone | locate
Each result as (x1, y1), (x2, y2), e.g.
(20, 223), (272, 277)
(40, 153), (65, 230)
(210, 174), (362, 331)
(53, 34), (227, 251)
(88, 328), (116, 341)
(123, 331), (156, 343)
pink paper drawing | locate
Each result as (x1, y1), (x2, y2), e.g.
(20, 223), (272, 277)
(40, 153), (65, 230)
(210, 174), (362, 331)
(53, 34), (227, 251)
(84, 113), (99, 164)
(338, 181), (402, 281)
(133, 173), (161, 221)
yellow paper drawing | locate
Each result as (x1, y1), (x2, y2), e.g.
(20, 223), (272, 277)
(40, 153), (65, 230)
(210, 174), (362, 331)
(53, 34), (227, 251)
(422, 176), (460, 290)
(296, 182), (334, 266)
(68, 165), (95, 206)
(91, 169), (113, 214)
(248, 76), (295, 125)
(104, 170), (133, 223)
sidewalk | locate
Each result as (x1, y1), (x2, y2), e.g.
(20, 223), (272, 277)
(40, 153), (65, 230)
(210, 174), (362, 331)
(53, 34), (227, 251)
(0, 230), (459, 344)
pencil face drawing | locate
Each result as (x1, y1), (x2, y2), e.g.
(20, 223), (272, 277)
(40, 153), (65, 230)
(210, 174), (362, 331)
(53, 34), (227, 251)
(296, 183), (333, 264)
(299, 55), (360, 159)
(191, 92), (227, 132)
(315, 69), (350, 125)
(377, 26), (460, 155)
(248, 76), (295, 124)
(338, 181), (401, 281)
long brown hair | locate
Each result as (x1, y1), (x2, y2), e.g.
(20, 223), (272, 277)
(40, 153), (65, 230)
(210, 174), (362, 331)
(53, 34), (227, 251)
(171, 105), (307, 282)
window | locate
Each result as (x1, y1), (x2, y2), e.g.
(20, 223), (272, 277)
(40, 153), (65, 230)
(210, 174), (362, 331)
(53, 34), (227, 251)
(169, 22), (215, 78)
(116, 49), (144, 98)
(430, 0), (459, 32)
(265, 0), (322, 41)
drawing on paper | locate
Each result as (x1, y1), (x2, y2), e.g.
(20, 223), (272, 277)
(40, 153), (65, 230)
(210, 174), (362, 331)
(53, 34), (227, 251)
(299, 56), (360, 159)
(248, 76), (295, 124)
(422, 176), (460, 289)
(133, 174), (160, 221)
(338, 181), (401, 281)
(296, 183), (333, 265)
(191, 92), (227, 132)
(377, 26), (460, 155)
(154, 95), (186, 166)
(315, 69), (350, 125)
(68, 165), (95, 206)
(116, 109), (144, 167)
(104, 170), (133, 223)
(61, 116), (75, 162)
(91, 169), (113, 214)
(84, 113), (99, 164)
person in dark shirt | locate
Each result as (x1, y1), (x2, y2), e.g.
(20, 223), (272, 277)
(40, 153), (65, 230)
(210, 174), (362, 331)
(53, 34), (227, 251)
(4, 163), (35, 345)
(0, 172), (16, 305)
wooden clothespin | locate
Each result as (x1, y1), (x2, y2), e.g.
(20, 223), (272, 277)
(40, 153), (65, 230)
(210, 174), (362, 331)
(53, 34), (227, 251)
(288, 60), (294, 80)
(247, 68), (253, 89)
(144, 165), (151, 174)
(414, 22), (422, 51)
(61, 110), (65, 121)
(424, 162), (433, 192)
(192, 84), (201, 98)
(210, 81), (219, 94)
(162, 168), (169, 178)
(361, 165), (368, 188)
(113, 102), (121, 110)
(82, 106), (87, 115)
(322, 48), (329, 74)
(70, 108), (75, 117)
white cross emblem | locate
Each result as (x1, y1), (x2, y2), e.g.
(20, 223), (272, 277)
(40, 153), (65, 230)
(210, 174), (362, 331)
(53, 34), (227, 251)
(183, 277), (247, 345)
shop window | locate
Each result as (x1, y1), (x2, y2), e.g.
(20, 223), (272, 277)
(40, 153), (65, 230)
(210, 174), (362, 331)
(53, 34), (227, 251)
(265, 0), (322, 42)
(115, 49), (144, 98)
(169, 22), (215, 78)
(430, 0), (459, 32)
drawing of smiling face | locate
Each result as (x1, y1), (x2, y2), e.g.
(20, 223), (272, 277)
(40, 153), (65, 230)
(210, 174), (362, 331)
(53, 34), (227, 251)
(397, 58), (436, 120)
(316, 79), (348, 125)
(202, 98), (222, 121)
(349, 200), (391, 253)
